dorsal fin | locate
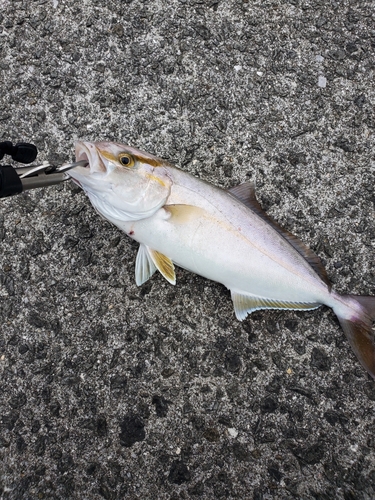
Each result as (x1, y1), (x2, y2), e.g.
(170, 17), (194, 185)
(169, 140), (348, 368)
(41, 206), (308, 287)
(228, 182), (331, 290)
(228, 182), (259, 209)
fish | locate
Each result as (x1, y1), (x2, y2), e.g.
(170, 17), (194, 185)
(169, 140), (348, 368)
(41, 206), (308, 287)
(69, 141), (375, 379)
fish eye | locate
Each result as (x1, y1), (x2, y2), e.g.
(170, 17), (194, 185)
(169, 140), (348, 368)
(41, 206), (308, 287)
(118, 153), (134, 168)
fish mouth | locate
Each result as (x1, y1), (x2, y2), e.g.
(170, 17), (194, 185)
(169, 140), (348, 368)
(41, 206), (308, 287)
(68, 141), (109, 190)
(75, 141), (106, 174)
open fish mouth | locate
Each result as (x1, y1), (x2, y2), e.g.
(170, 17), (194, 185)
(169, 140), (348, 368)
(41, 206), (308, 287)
(69, 141), (121, 195)
(75, 141), (106, 174)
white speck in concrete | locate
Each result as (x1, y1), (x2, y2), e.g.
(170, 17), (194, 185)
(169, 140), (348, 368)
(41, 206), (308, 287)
(318, 76), (327, 88)
(256, 71), (263, 77)
(315, 55), (324, 62)
(228, 428), (238, 438)
(234, 65), (242, 72)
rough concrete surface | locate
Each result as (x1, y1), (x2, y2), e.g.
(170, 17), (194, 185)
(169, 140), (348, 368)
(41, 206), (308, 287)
(0, 0), (375, 498)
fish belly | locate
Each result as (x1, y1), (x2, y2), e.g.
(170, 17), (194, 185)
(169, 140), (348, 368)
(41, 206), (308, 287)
(114, 206), (328, 306)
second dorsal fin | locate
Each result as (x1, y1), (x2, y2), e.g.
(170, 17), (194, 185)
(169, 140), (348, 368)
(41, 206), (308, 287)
(228, 182), (331, 290)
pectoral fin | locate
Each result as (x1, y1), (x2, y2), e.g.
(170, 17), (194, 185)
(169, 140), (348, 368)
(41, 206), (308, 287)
(135, 244), (176, 285)
(164, 204), (204, 224)
(231, 291), (320, 321)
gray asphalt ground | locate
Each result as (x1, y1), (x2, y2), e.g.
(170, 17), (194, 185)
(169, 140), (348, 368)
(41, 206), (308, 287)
(1, 0), (375, 498)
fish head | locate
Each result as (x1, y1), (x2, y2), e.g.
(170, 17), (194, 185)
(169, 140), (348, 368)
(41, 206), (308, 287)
(69, 141), (172, 221)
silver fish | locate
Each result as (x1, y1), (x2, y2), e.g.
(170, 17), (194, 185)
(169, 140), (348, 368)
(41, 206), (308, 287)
(68, 141), (375, 378)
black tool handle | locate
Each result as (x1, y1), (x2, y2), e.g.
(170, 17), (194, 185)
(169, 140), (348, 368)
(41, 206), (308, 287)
(0, 142), (38, 164)
(0, 165), (23, 198)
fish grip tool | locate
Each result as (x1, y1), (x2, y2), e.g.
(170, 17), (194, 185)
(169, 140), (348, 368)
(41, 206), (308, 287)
(0, 141), (87, 198)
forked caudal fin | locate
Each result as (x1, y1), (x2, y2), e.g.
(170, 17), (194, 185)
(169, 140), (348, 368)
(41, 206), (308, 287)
(336, 295), (375, 379)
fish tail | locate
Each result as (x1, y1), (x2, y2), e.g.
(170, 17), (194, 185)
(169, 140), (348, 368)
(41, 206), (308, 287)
(334, 295), (375, 378)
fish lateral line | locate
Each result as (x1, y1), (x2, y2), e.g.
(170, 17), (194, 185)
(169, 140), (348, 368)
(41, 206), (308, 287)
(163, 194), (327, 294)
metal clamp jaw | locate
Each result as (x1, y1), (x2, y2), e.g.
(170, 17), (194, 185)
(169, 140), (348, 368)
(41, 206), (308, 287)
(0, 160), (87, 198)
(17, 160), (88, 189)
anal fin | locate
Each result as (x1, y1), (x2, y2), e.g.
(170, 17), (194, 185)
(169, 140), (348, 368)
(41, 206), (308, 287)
(231, 290), (320, 321)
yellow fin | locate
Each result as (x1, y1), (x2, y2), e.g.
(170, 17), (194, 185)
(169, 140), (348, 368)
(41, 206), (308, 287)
(164, 204), (204, 224)
(148, 248), (176, 285)
(230, 291), (320, 321)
